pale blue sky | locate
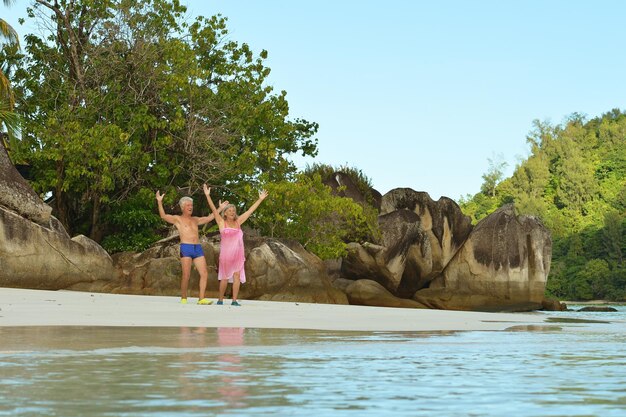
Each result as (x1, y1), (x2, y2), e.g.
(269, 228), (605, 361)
(4, 1), (626, 200)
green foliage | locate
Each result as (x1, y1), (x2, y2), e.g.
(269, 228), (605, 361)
(250, 174), (380, 259)
(4, 0), (317, 243)
(9, 0), (378, 261)
(457, 192), (499, 224)
(0, 95), (20, 158)
(559, 259), (622, 301)
(480, 154), (508, 197)
(0, 9), (19, 107)
(303, 162), (377, 206)
(0, 1), (20, 155)
(461, 109), (626, 301)
(100, 188), (162, 253)
(603, 211), (624, 264)
(458, 154), (511, 223)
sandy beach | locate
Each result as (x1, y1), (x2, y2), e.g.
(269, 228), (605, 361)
(0, 287), (549, 331)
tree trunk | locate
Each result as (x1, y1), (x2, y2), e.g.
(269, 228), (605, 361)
(90, 193), (103, 242)
(54, 191), (71, 235)
(35, 0), (86, 96)
(53, 160), (71, 234)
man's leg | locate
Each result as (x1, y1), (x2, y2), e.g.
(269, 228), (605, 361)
(194, 256), (209, 300)
(180, 257), (192, 300)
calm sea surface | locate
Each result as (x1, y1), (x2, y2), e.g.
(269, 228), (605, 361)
(1, 306), (625, 417)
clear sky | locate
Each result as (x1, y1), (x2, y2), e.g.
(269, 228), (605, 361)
(3, 1), (626, 201)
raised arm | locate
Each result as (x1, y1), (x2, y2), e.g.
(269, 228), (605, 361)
(203, 184), (225, 229)
(237, 190), (268, 226)
(156, 190), (177, 224)
(197, 199), (230, 226)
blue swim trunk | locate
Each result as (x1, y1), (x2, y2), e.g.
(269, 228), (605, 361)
(180, 243), (205, 259)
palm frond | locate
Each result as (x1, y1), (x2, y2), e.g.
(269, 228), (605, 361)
(0, 69), (14, 108)
(0, 18), (19, 45)
(0, 98), (21, 154)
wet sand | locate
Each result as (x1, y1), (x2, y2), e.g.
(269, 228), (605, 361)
(0, 288), (547, 332)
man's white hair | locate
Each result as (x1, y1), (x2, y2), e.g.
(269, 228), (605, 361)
(179, 196), (193, 209)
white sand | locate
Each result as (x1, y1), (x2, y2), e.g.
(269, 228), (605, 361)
(0, 287), (548, 332)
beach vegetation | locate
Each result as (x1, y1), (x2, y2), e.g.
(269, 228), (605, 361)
(249, 173), (379, 259)
(460, 110), (626, 301)
(0, 0), (21, 160)
(303, 162), (379, 207)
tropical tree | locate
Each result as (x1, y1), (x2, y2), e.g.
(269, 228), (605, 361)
(6, 0), (318, 241)
(0, 95), (19, 146)
(0, 0), (19, 105)
(1, 0), (20, 154)
(480, 154), (508, 197)
(303, 162), (379, 207)
(251, 173), (379, 259)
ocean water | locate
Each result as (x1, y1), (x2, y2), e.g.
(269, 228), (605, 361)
(0, 306), (625, 417)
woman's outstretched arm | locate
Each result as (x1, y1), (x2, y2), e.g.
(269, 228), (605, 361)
(237, 190), (269, 226)
(203, 184), (225, 229)
(197, 199), (229, 226)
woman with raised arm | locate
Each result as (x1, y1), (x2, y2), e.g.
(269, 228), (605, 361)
(204, 184), (268, 306)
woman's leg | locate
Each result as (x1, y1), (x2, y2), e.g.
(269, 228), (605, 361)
(232, 271), (241, 301)
(218, 278), (228, 302)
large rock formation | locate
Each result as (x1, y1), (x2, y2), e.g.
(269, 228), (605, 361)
(2, 139), (553, 311)
(380, 189), (473, 277)
(338, 189), (553, 311)
(340, 241), (396, 292)
(76, 233), (348, 305)
(414, 204), (552, 311)
(0, 141), (51, 224)
(0, 142), (115, 289)
(344, 279), (426, 309)
(243, 238), (347, 303)
(342, 188), (473, 297)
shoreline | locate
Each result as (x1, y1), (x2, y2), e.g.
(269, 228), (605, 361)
(562, 300), (626, 305)
(0, 287), (549, 332)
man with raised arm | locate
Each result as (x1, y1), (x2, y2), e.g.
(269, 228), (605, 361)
(156, 190), (228, 305)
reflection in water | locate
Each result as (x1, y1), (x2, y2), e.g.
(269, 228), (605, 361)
(216, 327), (248, 408)
(0, 321), (625, 416)
(175, 327), (249, 411)
(176, 327), (208, 408)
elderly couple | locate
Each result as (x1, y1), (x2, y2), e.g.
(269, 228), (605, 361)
(155, 184), (268, 306)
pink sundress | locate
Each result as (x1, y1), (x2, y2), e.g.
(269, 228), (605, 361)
(218, 227), (246, 283)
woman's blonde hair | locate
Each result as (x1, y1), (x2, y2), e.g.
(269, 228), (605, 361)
(223, 204), (238, 219)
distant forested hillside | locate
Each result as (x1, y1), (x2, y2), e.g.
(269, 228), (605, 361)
(460, 110), (625, 301)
